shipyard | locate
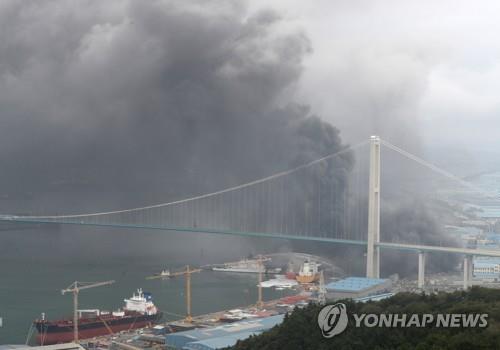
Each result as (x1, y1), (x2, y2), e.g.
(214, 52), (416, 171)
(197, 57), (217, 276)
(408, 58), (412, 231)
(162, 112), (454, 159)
(10, 251), (398, 349)
(14, 233), (500, 350)
(17, 253), (336, 349)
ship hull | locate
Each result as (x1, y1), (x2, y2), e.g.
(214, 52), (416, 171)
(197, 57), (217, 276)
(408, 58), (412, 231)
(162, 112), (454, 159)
(296, 274), (319, 284)
(35, 312), (162, 345)
(212, 267), (263, 273)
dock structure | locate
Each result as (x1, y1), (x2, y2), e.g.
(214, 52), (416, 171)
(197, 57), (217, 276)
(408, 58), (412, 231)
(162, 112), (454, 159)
(75, 293), (312, 349)
(0, 344), (85, 350)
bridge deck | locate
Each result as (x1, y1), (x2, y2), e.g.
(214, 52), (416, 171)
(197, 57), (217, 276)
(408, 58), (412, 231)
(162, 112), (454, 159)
(2, 218), (500, 258)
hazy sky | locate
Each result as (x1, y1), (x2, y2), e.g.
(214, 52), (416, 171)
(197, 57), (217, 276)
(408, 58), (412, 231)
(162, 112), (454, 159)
(254, 0), (500, 150)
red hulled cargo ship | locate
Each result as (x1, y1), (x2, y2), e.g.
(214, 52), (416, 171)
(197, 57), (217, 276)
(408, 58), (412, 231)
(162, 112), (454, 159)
(34, 288), (162, 345)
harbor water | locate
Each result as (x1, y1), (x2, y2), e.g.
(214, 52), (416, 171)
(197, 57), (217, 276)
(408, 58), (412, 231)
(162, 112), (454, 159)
(0, 226), (290, 344)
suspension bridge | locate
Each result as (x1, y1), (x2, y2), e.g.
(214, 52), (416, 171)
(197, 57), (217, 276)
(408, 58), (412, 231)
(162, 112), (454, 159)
(1, 136), (499, 289)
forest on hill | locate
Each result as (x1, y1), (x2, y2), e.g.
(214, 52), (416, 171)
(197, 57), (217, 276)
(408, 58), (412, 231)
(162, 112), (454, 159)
(231, 287), (500, 350)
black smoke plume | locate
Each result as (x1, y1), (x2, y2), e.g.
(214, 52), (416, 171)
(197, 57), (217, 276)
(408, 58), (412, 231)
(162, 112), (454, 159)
(0, 1), (457, 277)
(0, 1), (354, 262)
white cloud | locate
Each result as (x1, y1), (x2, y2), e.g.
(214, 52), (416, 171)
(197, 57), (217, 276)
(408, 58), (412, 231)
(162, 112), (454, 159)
(252, 0), (500, 150)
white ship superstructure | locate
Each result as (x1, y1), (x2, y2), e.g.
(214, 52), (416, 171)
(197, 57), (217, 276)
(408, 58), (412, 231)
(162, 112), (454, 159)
(212, 257), (271, 273)
(296, 261), (320, 283)
(124, 288), (158, 316)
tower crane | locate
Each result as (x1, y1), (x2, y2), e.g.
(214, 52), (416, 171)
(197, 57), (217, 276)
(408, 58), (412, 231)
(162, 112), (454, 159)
(171, 265), (201, 323)
(61, 280), (115, 342)
(257, 255), (264, 309)
(318, 270), (326, 305)
(151, 265), (201, 323)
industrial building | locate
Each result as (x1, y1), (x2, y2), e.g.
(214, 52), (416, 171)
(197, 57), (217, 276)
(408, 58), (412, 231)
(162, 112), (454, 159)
(355, 292), (395, 303)
(473, 257), (500, 280)
(165, 314), (284, 350)
(326, 277), (392, 300)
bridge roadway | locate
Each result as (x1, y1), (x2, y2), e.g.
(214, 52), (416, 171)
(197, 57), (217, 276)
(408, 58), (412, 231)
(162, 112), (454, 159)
(1, 217), (493, 289)
(377, 242), (500, 258)
(2, 217), (500, 257)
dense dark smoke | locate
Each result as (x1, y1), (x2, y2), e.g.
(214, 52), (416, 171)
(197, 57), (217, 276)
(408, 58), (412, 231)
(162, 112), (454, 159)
(0, 1), (458, 277)
(0, 2), (328, 208)
(0, 1), (354, 262)
(380, 201), (459, 276)
(375, 150), (461, 276)
(288, 2), (464, 276)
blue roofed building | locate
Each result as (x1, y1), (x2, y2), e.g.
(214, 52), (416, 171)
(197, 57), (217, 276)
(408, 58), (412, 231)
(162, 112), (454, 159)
(182, 331), (259, 350)
(473, 257), (500, 280)
(165, 314), (284, 349)
(326, 277), (392, 300)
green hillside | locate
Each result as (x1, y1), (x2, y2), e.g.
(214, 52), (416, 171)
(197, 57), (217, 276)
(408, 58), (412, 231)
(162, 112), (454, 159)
(231, 287), (500, 350)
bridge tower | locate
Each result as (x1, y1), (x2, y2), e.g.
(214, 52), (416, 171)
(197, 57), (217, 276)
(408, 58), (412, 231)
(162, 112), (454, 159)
(366, 136), (381, 278)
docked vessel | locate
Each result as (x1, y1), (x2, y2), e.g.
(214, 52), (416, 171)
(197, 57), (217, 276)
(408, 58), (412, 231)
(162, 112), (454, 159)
(146, 269), (172, 280)
(212, 257), (281, 274)
(296, 261), (320, 284)
(34, 288), (162, 345)
(156, 269), (171, 277)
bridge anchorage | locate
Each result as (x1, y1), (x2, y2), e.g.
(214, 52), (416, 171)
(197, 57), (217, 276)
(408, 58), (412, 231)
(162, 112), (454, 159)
(1, 135), (499, 290)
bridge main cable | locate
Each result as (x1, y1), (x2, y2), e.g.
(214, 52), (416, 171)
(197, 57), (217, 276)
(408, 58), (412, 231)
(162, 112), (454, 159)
(5, 140), (369, 220)
(380, 139), (499, 200)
